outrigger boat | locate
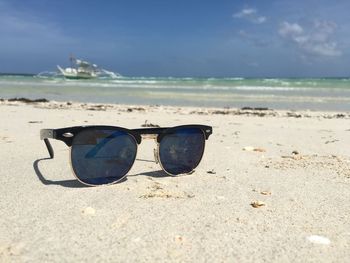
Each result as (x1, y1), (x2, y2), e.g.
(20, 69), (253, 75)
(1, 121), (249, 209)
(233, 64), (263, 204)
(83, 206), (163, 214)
(57, 55), (98, 79)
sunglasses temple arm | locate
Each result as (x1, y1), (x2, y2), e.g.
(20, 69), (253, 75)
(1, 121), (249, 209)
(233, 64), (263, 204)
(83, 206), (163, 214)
(40, 129), (55, 159)
(44, 139), (54, 158)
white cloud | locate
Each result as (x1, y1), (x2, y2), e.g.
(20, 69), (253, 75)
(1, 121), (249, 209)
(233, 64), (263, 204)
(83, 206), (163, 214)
(279, 20), (341, 57)
(235, 8), (256, 17)
(279, 22), (303, 36)
(233, 8), (266, 24)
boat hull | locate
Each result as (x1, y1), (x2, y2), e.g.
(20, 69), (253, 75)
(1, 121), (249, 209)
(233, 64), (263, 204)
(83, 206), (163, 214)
(57, 65), (96, 79)
(63, 74), (95, 80)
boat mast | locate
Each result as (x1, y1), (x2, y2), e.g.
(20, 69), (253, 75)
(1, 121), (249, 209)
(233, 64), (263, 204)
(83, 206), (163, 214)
(69, 53), (75, 68)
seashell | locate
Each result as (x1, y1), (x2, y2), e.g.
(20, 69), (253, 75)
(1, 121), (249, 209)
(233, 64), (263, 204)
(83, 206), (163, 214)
(243, 146), (255, 151)
(307, 235), (331, 245)
(243, 146), (266, 152)
(254, 148), (266, 152)
(250, 200), (266, 208)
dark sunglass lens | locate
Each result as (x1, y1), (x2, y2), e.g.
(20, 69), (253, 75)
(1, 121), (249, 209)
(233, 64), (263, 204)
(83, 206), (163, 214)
(159, 127), (205, 175)
(71, 129), (137, 185)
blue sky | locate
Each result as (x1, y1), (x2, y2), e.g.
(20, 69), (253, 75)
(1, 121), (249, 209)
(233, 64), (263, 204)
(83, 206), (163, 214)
(0, 0), (349, 77)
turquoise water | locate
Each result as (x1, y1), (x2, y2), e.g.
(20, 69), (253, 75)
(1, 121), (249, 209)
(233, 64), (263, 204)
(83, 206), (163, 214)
(0, 74), (350, 111)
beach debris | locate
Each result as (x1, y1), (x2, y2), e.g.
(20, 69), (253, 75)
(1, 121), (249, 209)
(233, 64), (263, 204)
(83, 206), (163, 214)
(252, 189), (271, 195)
(140, 192), (170, 199)
(334, 113), (346, 118)
(307, 235), (331, 245)
(86, 104), (107, 111)
(325, 139), (339, 144)
(140, 191), (195, 199)
(174, 235), (185, 244)
(208, 108), (275, 117)
(243, 146), (266, 152)
(127, 107), (145, 112)
(151, 182), (163, 190)
(0, 242), (26, 257)
(0, 136), (13, 143)
(141, 120), (160, 128)
(28, 120), (43, 124)
(250, 200), (266, 208)
(286, 112), (302, 118)
(241, 107), (270, 111)
(139, 183), (195, 199)
(7, 97), (49, 103)
(212, 110), (230, 115)
(81, 207), (96, 216)
(184, 192), (195, 198)
(292, 155), (303, 160)
(254, 147), (266, 152)
(207, 169), (216, 174)
(281, 151), (303, 160)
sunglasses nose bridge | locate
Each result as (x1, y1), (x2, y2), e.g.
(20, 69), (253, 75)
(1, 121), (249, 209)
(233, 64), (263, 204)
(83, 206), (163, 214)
(140, 134), (160, 164)
(141, 134), (158, 140)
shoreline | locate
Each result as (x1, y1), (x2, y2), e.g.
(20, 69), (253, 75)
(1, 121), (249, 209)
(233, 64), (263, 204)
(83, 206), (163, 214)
(1, 97), (350, 119)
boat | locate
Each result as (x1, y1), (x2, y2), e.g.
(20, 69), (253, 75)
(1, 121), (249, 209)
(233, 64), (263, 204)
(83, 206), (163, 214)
(57, 55), (98, 79)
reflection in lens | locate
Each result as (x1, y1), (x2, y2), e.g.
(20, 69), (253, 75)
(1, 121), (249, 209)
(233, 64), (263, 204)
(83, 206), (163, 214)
(71, 129), (137, 185)
(159, 128), (205, 175)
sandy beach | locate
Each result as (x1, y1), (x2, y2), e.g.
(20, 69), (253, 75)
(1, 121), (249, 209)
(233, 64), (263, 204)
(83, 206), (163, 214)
(0, 99), (349, 262)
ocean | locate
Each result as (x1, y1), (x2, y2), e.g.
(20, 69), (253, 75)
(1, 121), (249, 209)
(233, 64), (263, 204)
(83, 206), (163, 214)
(1, 74), (350, 111)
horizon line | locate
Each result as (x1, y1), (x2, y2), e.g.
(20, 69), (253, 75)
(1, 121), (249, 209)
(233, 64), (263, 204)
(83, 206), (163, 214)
(1, 72), (350, 79)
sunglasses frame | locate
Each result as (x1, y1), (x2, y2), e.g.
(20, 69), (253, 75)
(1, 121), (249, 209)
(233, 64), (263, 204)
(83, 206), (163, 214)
(40, 125), (212, 186)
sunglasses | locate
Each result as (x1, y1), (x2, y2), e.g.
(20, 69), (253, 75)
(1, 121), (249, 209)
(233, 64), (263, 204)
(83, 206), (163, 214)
(40, 125), (212, 186)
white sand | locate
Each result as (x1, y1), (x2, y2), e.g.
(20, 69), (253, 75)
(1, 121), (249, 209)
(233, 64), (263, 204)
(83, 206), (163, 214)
(0, 101), (349, 262)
